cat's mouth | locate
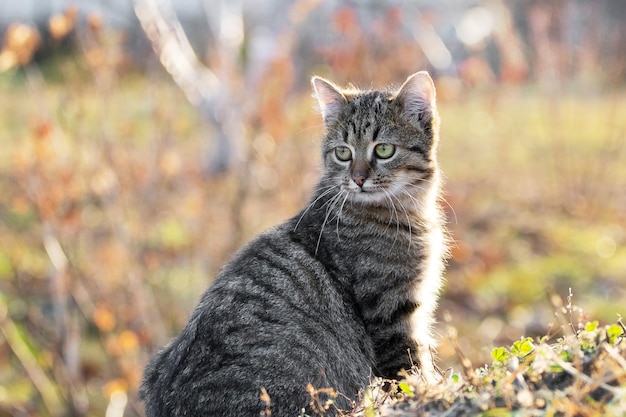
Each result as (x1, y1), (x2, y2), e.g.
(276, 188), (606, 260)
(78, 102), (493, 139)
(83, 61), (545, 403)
(350, 191), (382, 204)
(344, 182), (392, 203)
(343, 178), (417, 206)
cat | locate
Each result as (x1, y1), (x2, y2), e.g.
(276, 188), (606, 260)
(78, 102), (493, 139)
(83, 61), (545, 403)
(140, 71), (447, 417)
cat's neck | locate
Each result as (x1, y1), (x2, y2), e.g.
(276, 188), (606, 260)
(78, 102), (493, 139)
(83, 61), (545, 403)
(314, 171), (441, 226)
(289, 175), (442, 261)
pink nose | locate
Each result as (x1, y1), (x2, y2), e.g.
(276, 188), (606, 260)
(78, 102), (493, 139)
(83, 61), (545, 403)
(352, 174), (367, 187)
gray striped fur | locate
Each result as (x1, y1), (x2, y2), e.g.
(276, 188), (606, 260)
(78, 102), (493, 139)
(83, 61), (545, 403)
(140, 72), (447, 417)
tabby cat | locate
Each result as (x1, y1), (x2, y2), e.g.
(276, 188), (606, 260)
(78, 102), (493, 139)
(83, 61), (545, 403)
(140, 71), (447, 416)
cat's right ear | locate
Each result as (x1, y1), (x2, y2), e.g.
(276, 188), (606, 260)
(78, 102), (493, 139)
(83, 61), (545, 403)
(311, 76), (346, 122)
(394, 71), (437, 130)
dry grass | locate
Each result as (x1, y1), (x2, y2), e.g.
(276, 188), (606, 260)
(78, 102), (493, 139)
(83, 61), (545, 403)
(306, 299), (626, 417)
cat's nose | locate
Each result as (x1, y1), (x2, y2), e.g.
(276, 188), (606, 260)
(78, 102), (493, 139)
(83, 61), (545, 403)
(351, 161), (370, 188)
(352, 173), (367, 187)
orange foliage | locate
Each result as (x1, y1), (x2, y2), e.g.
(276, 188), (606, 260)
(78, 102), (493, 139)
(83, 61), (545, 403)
(0, 23), (41, 70)
(48, 6), (78, 41)
(93, 305), (117, 332)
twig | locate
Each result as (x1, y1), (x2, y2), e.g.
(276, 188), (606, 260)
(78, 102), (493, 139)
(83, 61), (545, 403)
(0, 304), (65, 416)
(602, 344), (626, 375)
(617, 316), (626, 337)
(547, 347), (623, 396)
(134, 0), (240, 174)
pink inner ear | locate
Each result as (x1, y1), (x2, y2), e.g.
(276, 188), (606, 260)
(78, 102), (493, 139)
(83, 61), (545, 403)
(312, 77), (346, 120)
(396, 72), (436, 108)
(395, 72), (436, 123)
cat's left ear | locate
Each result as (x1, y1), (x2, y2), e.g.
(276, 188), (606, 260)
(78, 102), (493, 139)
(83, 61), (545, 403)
(394, 71), (437, 129)
(312, 76), (346, 122)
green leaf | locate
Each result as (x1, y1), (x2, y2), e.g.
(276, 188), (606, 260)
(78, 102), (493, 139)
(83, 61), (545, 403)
(607, 323), (624, 344)
(584, 321), (599, 332)
(491, 347), (509, 363)
(511, 337), (534, 358)
(398, 382), (413, 396)
(481, 408), (513, 416)
(559, 349), (573, 362)
(451, 374), (460, 383)
(549, 364), (565, 372)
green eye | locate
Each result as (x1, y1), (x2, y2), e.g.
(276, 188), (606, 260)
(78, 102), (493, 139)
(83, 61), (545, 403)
(334, 146), (352, 161)
(374, 143), (395, 159)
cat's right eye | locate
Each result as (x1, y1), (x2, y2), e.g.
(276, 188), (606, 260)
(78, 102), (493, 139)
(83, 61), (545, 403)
(334, 146), (352, 161)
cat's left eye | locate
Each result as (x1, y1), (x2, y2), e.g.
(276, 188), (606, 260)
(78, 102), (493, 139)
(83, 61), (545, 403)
(374, 143), (395, 159)
(334, 146), (352, 161)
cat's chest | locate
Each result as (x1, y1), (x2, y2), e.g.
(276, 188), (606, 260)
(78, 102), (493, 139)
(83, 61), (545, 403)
(327, 229), (423, 291)
(338, 216), (423, 256)
(289, 202), (426, 279)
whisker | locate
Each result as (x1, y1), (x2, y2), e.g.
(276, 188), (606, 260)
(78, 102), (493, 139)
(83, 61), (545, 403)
(439, 194), (458, 224)
(391, 192), (414, 250)
(399, 188), (424, 218)
(403, 183), (430, 194)
(293, 185), (338, 231)
(381, 188), (401, 248)
(404, 183), (457, 224)
(315, 190), (343, 255)
(335, 190), (351, 240)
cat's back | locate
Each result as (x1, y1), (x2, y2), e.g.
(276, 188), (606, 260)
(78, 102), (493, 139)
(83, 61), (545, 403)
(141, 224), (373, 416)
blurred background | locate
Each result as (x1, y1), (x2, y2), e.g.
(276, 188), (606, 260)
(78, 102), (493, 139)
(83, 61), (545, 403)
(0, 0), (625, 416)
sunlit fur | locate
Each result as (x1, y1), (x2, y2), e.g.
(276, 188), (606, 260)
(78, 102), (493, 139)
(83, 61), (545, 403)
(140, 72), (448, 417)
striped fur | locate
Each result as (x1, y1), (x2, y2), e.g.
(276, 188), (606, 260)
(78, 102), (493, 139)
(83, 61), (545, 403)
(140, 72), (447, 416)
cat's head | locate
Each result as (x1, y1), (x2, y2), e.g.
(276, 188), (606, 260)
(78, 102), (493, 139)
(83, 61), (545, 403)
(312, 72), (440, 205)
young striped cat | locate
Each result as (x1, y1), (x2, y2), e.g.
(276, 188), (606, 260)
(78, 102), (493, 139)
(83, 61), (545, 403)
(140, 71), (447, 416)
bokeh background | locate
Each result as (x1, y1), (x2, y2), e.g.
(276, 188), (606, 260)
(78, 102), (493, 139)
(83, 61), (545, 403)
(1, 0), (625, 416)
